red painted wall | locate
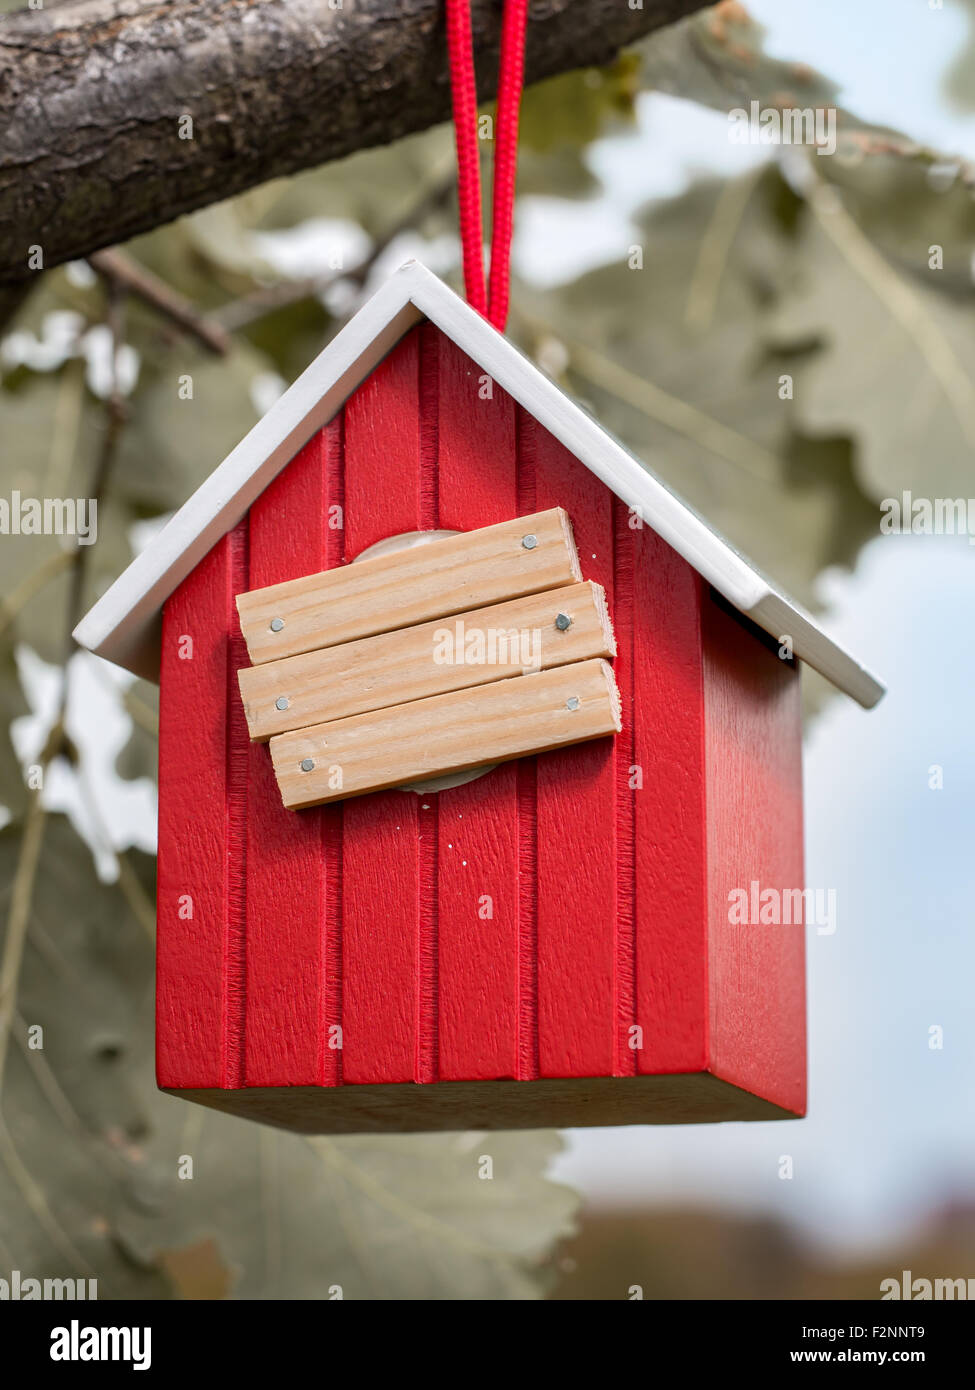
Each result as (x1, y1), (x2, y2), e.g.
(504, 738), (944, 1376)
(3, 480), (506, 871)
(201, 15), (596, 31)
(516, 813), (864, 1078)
(156, 323), (805, 1111)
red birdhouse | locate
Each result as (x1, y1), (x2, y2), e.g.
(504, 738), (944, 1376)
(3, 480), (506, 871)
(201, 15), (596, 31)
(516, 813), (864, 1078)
(75, 262), (884, 1135)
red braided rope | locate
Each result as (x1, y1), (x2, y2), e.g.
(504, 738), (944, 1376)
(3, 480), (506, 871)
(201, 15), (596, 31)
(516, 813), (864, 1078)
(445, 0), (487, 316)
(488, 0), (528, 331)
(445, 0), (528, 331)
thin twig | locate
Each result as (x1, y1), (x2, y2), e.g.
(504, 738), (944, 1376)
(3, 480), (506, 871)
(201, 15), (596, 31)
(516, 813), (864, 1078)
(0, 1110), (92, 1276)
(0, 784), (48, 1090)
(75, 763), (156, 942)
(216, 163), (456, 332)
(684, 164), (764, 332)
(88, 248), (231, 356)
(0, 548), (75, 642)
(124, 687), (159, 738)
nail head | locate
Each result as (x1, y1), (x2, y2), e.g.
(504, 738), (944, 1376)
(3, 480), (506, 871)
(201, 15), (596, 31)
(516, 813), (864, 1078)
(270, 617), (284, 632)
(566, 696), (580, 711)
(521, 534), (538, 550)
(555, 612), (572, 631)
(275, 696), (289, 711)
(300, 758), (315, 772)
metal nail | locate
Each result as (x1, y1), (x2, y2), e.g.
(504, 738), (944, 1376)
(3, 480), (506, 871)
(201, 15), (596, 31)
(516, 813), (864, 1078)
(521, 534), (538, 550)
(275, 696), (289, 711)
(300, 758), (315, 772)
(555, 612), (572, 631)
(566, 696), (580, 711)
(270, 617), (285, 632)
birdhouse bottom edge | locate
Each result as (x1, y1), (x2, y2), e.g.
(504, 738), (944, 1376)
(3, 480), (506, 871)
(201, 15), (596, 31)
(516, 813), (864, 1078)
(160, 1072), (803, 1135)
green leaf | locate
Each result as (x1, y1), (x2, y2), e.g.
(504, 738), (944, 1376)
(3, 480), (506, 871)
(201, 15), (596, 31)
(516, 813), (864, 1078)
(805, 149), (975, 301)
(769, 175), (975, 498)
(239, 295), (333, 385)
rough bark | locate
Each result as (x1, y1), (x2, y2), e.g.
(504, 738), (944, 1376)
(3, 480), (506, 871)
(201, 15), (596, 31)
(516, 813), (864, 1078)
(0, 0), (707, 288)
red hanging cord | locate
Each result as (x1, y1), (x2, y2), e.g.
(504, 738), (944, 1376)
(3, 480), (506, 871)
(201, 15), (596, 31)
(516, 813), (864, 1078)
(445, 0), (528, 331)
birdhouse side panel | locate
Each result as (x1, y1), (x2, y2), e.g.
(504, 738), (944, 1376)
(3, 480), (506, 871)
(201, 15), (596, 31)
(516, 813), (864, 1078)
(703, 595), (806, 1115)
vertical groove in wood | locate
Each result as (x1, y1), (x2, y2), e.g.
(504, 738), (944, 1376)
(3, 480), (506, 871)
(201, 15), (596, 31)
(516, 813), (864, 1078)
(224, 519), (249, 1088)
(323, 413), (345, 1087)
(516, 758), (539, 1080)
(419, 323), (440, 531)
(613, 497), (637, 1076)
(417, 324), (440, 1082)
(417, 798), (439, 1082)
(515, 405), (539, 1081)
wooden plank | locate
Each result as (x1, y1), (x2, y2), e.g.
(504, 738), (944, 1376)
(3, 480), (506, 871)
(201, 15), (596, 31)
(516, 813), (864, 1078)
(531, 422), (619, 1079)
(241, 426), (337, 1088)
(238, 580), (614, 741)
(703, 594), (806, 1114)
(340, 331), (423, 1086)
(156, 533), (236, 1089)
(271, 659), (622, 810)
(235, 506), (581, 664)
(434, 335), (521, 1083)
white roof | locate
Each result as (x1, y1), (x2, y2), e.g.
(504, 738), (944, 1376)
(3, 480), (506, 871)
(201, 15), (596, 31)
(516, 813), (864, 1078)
(74, 260), (884, 708)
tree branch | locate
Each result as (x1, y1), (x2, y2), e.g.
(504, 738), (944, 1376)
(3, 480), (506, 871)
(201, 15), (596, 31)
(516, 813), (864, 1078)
(0, 0), (707, 289)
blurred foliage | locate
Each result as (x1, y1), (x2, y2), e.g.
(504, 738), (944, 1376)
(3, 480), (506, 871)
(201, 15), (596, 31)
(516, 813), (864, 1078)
(1, 0), (974, 1298)
(552, 1203), (975, 1300)
(945, 0), (975, 110)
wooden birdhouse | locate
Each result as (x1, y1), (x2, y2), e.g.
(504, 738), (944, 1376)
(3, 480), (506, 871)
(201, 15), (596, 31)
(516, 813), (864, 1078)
(75, 262), (884, 1135)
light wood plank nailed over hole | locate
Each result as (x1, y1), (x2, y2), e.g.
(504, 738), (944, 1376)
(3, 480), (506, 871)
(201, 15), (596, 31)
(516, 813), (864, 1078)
(271, 659), (622, 810)
(238, 580), (616, 742)
(236, 507), (582, 664)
